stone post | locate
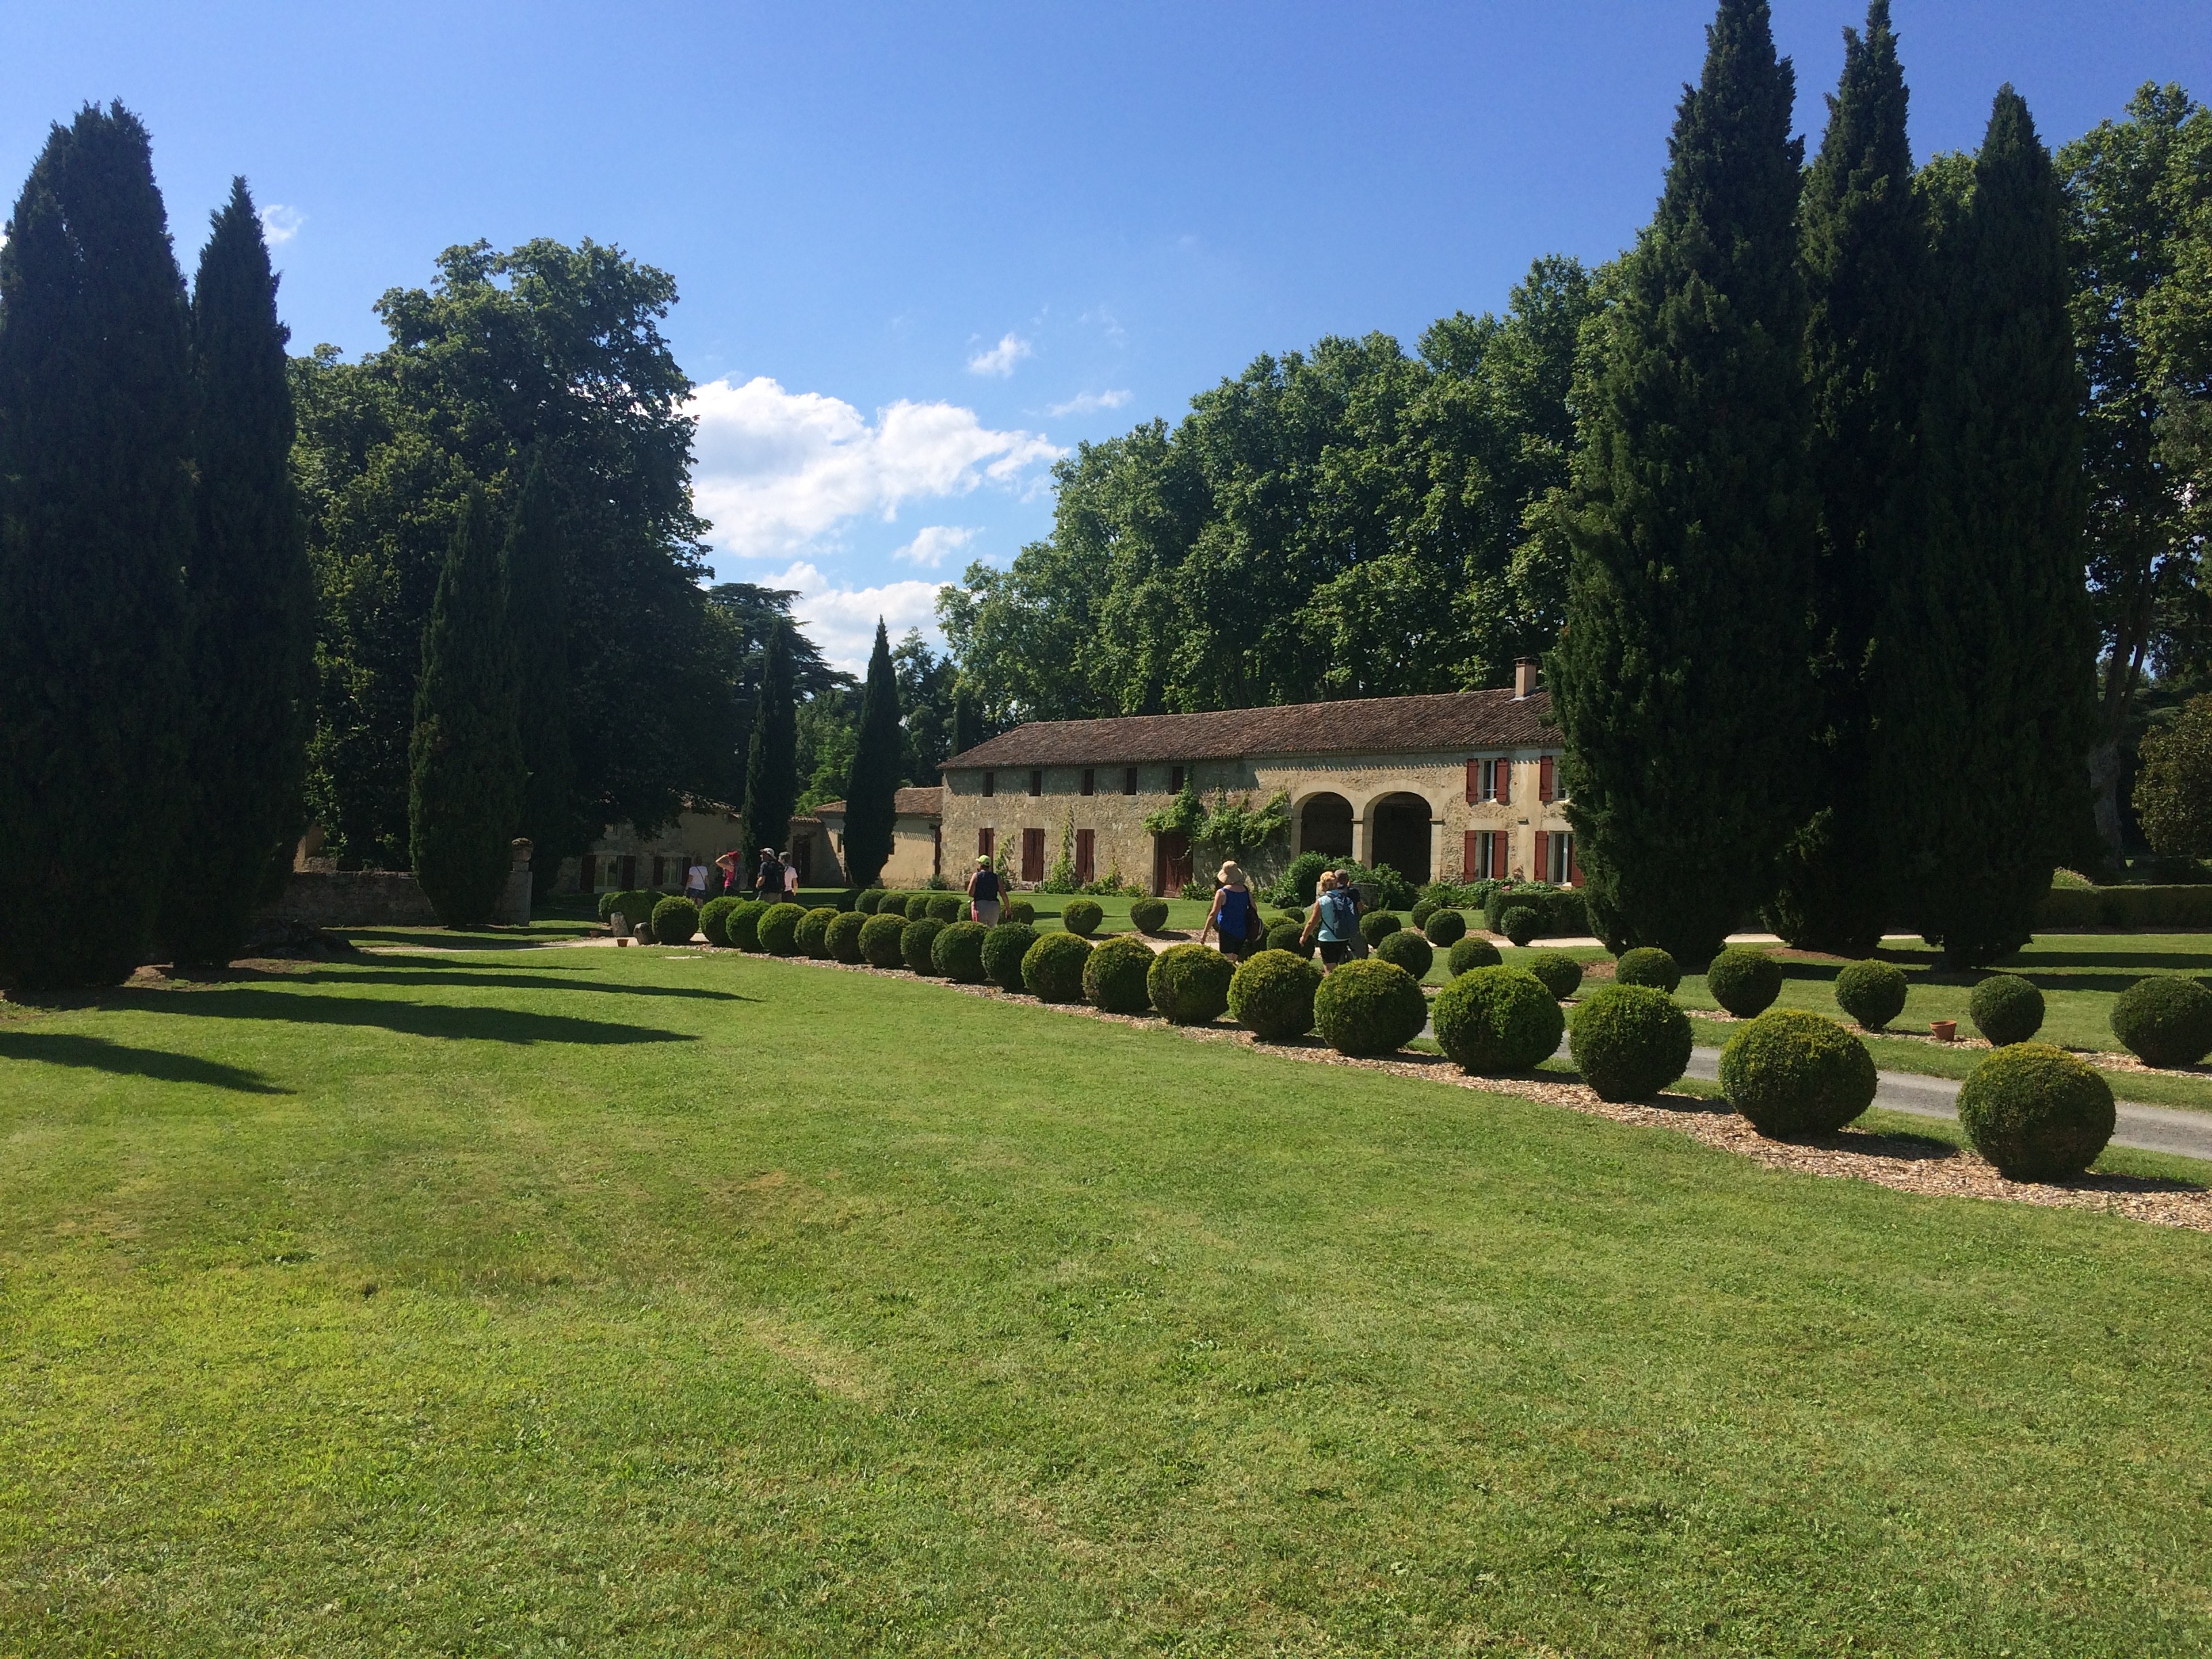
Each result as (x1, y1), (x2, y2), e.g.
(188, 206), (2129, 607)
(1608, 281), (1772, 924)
(499, 838), (533, 926)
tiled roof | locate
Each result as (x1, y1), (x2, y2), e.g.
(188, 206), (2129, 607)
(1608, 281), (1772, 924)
(943, 689), (1555, 769)
(806, 785), (945, 820)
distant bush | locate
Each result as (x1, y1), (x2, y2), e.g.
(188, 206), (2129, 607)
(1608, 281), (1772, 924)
(1481, 882), (1587, 941)
(981, 922), (1039, 991)
(2109, 975), (2212, 1067)
(651, 896), (700, 945)
(1498, 906), (1540, 947)
(1704, 947), (1781, 1018)
(1228, 949), (1322, 1042)
(877, 892), (911, 918)
(1265, 920), (1311, 958)
(1083, 935), (1157, 1013)
(826, 909), (869, 962)
(1061, 897), (1104, 937)
(1268, 850), (1333, 907)
(1359, 911), (1401, 947)
(796, 905), (838, 957)
(1004, 897), (1036, 927)
(1410, 895), (1441, 930)
(1148, 941), (1235, 1025)
(834, 890), (860, 913)
(1432, 966), (1563, 1076)
(607, 889), (655, 933)
(1834, 960), (1908, 1031)
(1375, 928), (1433, 979)
(1957, 1042), (2116, 1181)
(699, 896), (741, 948)
(1719, 1009), (1875, 1137)
(758, 902), (806, 956)
(596, 890), (623, 923)
(856, 888), (886, 915)
(730, 900), (768, 953)
(1614, 946), (1681, 994)
(933, 919), (989, 982)
(1448, 935), (1502, 977)
(1523, 950), (1584, 1001)
(859, 913), (907, 968)
(925, 893), (963, 925)
(1424, 909), (1467, 947)
(1130, 897), (1170, 935)
(1968, 973), (2045, 1046)
(1569, 985), (1693, 1101)
(1313, 958), (1428, 1057)
(901, 916), (946, 975)
(1022, 931), (1092, 1002)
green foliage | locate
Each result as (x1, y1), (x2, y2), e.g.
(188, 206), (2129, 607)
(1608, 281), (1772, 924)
(729, 900), (767, 954)
(877, 892), (910, 918)
(1359, 912), (1401, 947)
(796, 905), (838, 958)
(1228, 949), (1323, 1042)
(1957, 1042), (2117, 1180)
(1312, 959), (1428, 1057)
(1021, 931), (1091, 1002)
(840, 620), (904, 888)
(1424, 909), (1467, 947)
(739, 621), (800, 876)
(1614, 947), (1682, 994)
(758, 901), (806, 957)
(1082, 935), (1156, 1014)
(2109, 976), (2212, 1067)
(1448, 936), (1503, 977)
(1269, 852), (1334, 907)
(1432, 966), (1563, 1076)
(1147, 943), (1235, 1026)
(856, 888), (886, 915)
(981, 922), (1039, 991)
(698, 896), (741, 948)
(1719, 1008), (1876, 1136)
(931, 919), (988, 982)
(1374, 929), (1433, 978)
(1265, 920), (1311, 958)
(503, 453), (578, 898)
(1835, 959), (1909, 1029)
(900, 916), (945, 975)
(1410, 896), (1441, 930)
(2134, 696), (2212, 856)
(1004, 898), (1036, 927)
(1523, 951), (1585, 1001)
(1705, 947), (1782, 1018)
(1551, 0), (1817, 963)
(826, 909), (868, 963)
(596, 890), (625, 922)
(924, 893), (963, 925)
(1570, 985), (1694, 1102)
(1499, 906), (1540, 948)
(859, 913), (907, 969)
(1969, 973), (2046, 1046)
(1130, 897), (1170, 935)
(651, 896), (699, 946)
(1061, 897), (1104, 937)
(1481, 883), (1586, 939)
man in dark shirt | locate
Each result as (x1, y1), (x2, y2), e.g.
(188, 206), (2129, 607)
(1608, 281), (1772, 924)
(754, 848), (781, 904)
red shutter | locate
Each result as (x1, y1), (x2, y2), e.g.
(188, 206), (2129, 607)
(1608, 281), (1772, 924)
(1462, 830), (1478, 879)
(1533, 831), (1549, 883)
(1489, 832), (1504, 880)
(1540, 755), (1555, 803)
(1465, 760), (1480, 804)
(1496, 762), (1511, 806)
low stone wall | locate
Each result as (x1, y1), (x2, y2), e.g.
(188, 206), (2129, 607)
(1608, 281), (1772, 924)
(256, 870), (439, 929)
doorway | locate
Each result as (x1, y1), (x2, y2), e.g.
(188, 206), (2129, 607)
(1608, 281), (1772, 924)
(1153, 831), (1192, 897)
(1370, 794), (1433, 884)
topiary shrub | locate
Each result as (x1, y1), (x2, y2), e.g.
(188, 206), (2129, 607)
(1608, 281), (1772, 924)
(699, 895), (741, 948)
(2110, 975), (2212, 1067)
(827, 909), (869, 963)
(609, 889), (656, 934)
(1968, 972), (2045, 1046)
(981, 922), (1039, 991)
(730, 900), (768, 953)
(651, 895), (701, 945)
(1004, 897), (1036, 926)
(1410, 896), (1441, 930)
(1498, 905), (1540, 947)
(1523, 950), (1584, 1002)
(1448, 935), (1502, 977)
(1148, 941), (1235, 1025)
(1228, 949), (1322, 1042)
(926, 893), (963, 925)
(596, 889), (623, 923)
(796, 905), (838, 957)
(1375, 928), (1433, 979)
(932, 919), (989, 982)
(859, 913), (907, 968)
(1705, 946), (1782, 1018)
(1130, 897), (1170, 935)
(1432, 966), (1563, 1076)
(901, 916), (946, 974)
(1718, 1008), (1876, 1137)
(1265, 919), (1310, 958)
(1061, 897), (1104, 937)
(1083, 934), (1156, 1013)
(1957, 1042), (2116, 1181)
(1614, 946), (1681, 994)
(758, 902), (806, 956)
(1832, 959), (1906, 1030)
(1424, 908), (1467, 947)
(856, 888), (886, 915)
(1313, 958), (1428, 1057)
(876, 892), (911, 918)
(1022, 930), (1091, 1002)
(1569, 985), (1694, 1102)
(1359, 910), (1401, 947)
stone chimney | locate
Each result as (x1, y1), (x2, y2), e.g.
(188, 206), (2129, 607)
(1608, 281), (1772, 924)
(1513, 657), (1540, 699)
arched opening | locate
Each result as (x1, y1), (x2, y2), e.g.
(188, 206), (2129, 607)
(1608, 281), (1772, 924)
(1299, 792), (1354, 859)
(1370, 792), (1433, 884)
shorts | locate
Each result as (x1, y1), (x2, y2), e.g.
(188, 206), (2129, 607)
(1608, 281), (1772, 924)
(1319, 940), (1353, 964)
(972, 898), (1001, 926)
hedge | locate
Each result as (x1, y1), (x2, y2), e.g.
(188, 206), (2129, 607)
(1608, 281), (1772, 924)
(1447, 936), (1502, 977)
(981, 922), (1039, 991)
(698, 895), (741, 948)
(795, 905), (838, 958)
(1614, 946), (1681, 994)
(859, 913), (907, 968)
(1481, 883), (1588, 940)
(1130, 897), (1170, 935)
(1718, 1008), (1875, 1137)
(1569, 985), (1692, 1101)
(1022, 931), (1091, 1002)
(1957, 1043), (2116, 1181)
(1359, 911), (1401, 947)
(1312, 959), (1427, 1057)
(826, 909), (869, 962)
(1083, 935), (1155, 1012)
(1061, 897), (1104, 937)
(2035, 884), (2212, 931)
(1523, 951), (1584, 1001)
(730, 900), (768, 953)
(932, 919), (989, 982)
(2109, 975), (2212, 1067)
(924, 893), (964, 925)
(1835, 960), (1908, 1031)
(1705, 947), (1781, 1018)
(758, 902), (806, 956)
(1227, 949), (1321, 1042)
(1424, 909), (1467, 947)
(901, 916), (946, 975)
(1374, 928), (1432, 978)
(856, 888), (886, 915)
(1148, 942), (1235, 1025)
(1968, 973), (2045, 1046)
(651, 896), (699, 945)
(1431, 966), (1562, 1076)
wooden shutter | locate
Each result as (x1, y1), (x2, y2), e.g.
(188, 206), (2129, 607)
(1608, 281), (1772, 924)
(978, 827), (994, 857)
(1021, 827), (1046, 882)
(1465, 760), (1481, 804)
(1533, 831), (1549, 882)
(1462, 830), (1478, 878)
(1540, 756), (1555, 802)
(1490, 833), (1507, 880)
(1076, 829), (1095, 882)
(1496, 762), (1511, 806)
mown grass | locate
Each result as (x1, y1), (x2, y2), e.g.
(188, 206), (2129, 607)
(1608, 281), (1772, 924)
(3, 942), (2211, 1654)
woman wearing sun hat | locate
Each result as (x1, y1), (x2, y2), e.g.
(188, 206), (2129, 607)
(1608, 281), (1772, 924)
(966, 854), (1002, 925)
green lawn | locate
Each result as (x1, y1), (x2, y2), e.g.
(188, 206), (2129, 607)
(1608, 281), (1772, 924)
(4, 942), (2212, 1654)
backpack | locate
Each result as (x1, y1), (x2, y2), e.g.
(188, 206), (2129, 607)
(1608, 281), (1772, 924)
(1322, 889), (1356, 936)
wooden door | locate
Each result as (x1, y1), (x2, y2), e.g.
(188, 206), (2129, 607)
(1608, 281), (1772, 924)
(1153, 832), (1191, 897)
(1021, 827), (1046, 882)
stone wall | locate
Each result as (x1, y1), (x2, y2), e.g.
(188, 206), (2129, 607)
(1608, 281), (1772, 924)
(256, 870), (440, 928)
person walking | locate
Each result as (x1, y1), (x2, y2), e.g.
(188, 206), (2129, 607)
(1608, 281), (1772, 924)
(753, 846), (781, 905)
(684, 861), (709, 904)
(967, 855), (1002, 925)
(780, 851), (800, 903)
(715, 851), (741, 897)
(1200, 861), (1261, 960)
(1299, 869), (1357, 972)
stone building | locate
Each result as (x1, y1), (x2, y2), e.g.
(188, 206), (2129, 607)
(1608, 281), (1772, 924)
(790, 787), (944, 889)
(562, 799), (745, 895)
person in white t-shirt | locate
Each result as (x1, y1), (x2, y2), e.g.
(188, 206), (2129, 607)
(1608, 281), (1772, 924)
(684, 863), (708, 902)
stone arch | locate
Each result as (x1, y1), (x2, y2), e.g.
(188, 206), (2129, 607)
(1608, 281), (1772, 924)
(1296, 791), (1355, 859)
(1365, 790), (1435, 885)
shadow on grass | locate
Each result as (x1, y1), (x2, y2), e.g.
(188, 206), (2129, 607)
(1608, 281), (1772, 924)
(338, 927), (598, 953)
(0, 1030), (287, 1093)
(294, 967), (751, 1002)
(108, 986), (695, 1047)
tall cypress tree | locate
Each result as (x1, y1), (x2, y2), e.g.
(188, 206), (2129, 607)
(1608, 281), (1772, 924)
(1549, 0), (1818, 966)
(0, 105), (193, 990)
(840, 619), (905, 888)
(951, 682), (982, 758)
(157, 179), (314, 966)
(503, 451), (577, 897)
(1875, 89), (2093, 965)
(738, 619), (798, 867)
(408, 488), (524, 926)
(1767, 1), (1927, 956)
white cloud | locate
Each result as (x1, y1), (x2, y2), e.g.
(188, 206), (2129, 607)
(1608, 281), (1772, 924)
(259, 204), (303, 245)
(966, 331), (1033, 377)
(1046, 388), (1131, 417)
(769, 561), (947, 672)
(893, 525), (977, 569)
(687, 375), (1061, 560)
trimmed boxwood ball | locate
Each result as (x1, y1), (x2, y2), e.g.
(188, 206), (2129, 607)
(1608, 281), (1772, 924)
(859, 913), (907, 968)
(758, 902), (806, 956)
(730, 900), (768, 953)
(596, 890), (623, 922)
(698, 896), (741, 948)
(2110, 975), (2212, 1067)
(1834, 960), (1908, 1031)
(1719, 1008), (1876, 1137)
(1432, 966), (1563, 1076)
(1523, 950), (1584, 1001)
(1228, 949), (1322, 1042)
(651, 896), (700, 945)
(1130, 897), (1170, 935)
(1570, 985), (1694, 1102)
(901, 916), (946, 974)
(796, 905), (838, 957)
(1358, 910), (1401, 947)
(856, 888), (885, 915)
(1149, 941), (1235, 1025)
(1375, 928), (1433, 979)
(1448, 935), (1503, 977)
(826, 909), (868, 963)
(1614, 946), (1681, 994)
(932, 919), (989, 982)
(1083, 934), (1155, 1013)
(1424, 908), (1467, 947)
(1004, 897), (1036, 926)
(925, 893), (963, 924)
(1022, 930), (1091, 1002)
(876, 892), (910, 918)
(1061, 897), (1104, 937)
(981, 922), (1038, 991)
(1498, 905), (1540, 947)
(1969, 972), (2045, 1046)
(1313, 958), (1428, 1057)
(1958, 1042), (2116, 1181)
(1705, 946), (1782, 1018)
(1265, 920), (1310, 958)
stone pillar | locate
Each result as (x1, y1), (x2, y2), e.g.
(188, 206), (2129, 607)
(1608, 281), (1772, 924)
(499, 838), (533, 926)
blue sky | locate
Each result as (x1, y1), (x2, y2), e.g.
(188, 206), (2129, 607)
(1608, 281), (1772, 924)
(4, 1), (2206, 667)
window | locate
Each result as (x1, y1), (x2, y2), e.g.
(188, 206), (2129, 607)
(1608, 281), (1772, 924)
(978, 827), (995, 859)
(1028, 769), (1043, 797)
(1021, 827), (1046, 882)
(1548, 832), (1576, 886)
(1464, 830), (1511, 882)
(1123, 767), (1138, 796)
(1080, 768), (1095, 796)
(651, 855), (665, 886)
(620, 855), (637, 888)
(581, 855), (597, 890)
(1170, 765), (1186, 793)
(982, 770), (996, 798)
(1076, 828), (1096, 883)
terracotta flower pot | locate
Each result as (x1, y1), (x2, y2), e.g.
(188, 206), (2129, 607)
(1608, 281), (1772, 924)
(1930, 1019), (1957, 1042)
